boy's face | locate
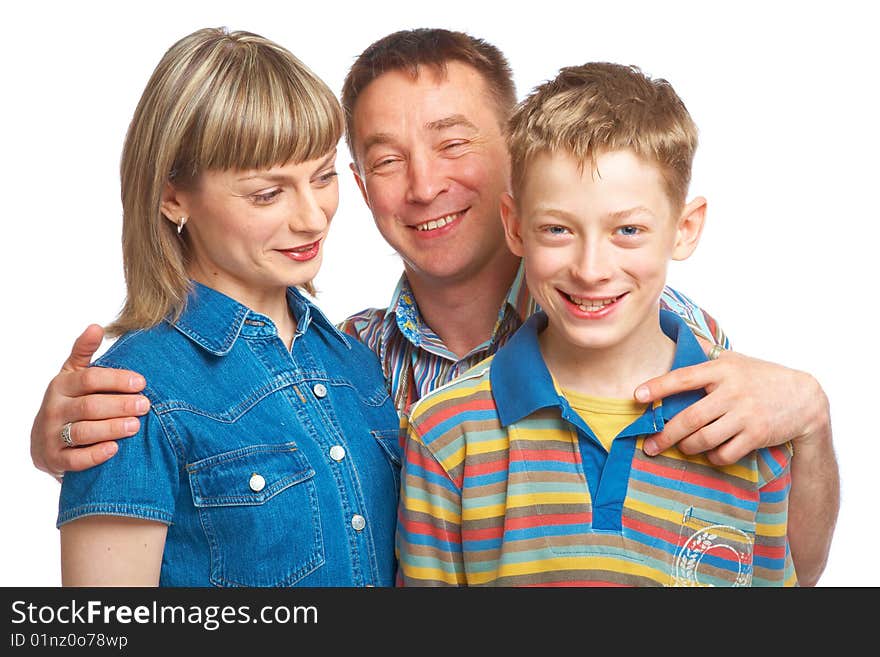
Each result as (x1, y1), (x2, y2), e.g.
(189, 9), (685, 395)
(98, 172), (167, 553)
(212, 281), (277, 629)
(501, 149), (705, 355)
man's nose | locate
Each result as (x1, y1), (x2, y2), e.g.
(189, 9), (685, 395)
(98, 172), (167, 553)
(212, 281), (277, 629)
(405, 152), (448, 204)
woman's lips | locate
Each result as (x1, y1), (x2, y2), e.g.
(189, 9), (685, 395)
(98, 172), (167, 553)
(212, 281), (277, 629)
(278, 239), (321, 262)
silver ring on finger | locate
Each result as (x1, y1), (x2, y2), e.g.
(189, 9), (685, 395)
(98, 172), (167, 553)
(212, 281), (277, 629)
(61, 422), (74, 448)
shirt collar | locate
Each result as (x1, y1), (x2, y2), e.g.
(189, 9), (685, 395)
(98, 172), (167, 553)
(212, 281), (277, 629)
(491, 308), (708, 428)
(171, 281), (348, 356)
(382, 259), (537, 351)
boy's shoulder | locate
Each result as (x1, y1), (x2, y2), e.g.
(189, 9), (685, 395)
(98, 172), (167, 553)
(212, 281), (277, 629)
(406, 354), (498, 436)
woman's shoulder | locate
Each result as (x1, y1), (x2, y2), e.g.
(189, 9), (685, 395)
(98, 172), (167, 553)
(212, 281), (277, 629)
(92, 321), (191, 377)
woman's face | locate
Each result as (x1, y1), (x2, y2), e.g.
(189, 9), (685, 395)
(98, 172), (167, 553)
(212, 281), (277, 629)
(165, 150), (339, 309)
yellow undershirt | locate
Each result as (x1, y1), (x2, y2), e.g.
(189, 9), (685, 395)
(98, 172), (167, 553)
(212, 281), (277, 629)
(562, 389), (649, 452)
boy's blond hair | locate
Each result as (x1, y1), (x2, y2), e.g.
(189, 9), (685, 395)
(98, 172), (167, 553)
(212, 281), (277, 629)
(507, 62), (697, 211)
(107, 27), (343, 337)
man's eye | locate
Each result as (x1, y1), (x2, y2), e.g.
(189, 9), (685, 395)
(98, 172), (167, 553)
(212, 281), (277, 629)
(371, 157), (398, 171)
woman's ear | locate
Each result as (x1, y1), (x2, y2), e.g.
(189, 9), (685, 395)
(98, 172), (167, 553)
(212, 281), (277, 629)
(159, 182), (188, 229)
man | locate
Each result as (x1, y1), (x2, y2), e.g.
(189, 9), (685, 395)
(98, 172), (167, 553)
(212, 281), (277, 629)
(31, 29), (838, 585)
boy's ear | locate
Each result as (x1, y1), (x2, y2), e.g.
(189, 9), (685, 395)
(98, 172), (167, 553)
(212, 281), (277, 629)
(349, 162), (372, 211)
(499, 192), (525, 257)
(159, 182), (189, 228)
(671, 196), (707, 261)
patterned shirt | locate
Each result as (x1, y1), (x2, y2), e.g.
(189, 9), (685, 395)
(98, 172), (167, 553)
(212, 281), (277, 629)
(339, 262), (728, 417)
(398, 309), (795, 587)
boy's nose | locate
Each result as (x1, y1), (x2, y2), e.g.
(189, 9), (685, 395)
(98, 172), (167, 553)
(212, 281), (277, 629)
(571, 240), (613, 285)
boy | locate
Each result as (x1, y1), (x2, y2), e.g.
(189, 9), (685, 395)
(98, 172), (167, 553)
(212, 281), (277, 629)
(396, 62), (795, 586)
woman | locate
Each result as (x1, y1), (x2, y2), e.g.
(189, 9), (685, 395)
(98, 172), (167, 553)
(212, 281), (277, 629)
(57, 27), (401, 586)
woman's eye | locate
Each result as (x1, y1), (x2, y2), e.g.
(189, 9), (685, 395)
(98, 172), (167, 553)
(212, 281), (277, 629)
(315, 171), (338, 186)
(251, 189), (281, 204)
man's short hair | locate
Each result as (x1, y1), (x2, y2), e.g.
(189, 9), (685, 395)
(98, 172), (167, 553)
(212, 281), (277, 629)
(507, 62), (698, 210)
(341, 28), (516, 165)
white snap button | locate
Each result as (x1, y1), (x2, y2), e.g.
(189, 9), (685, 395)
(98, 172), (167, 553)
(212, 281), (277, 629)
(330, 445), (346, 461)
(351, 514), (366, 531)
(312, 383), (327, 399)
(249, 473), (266, 492)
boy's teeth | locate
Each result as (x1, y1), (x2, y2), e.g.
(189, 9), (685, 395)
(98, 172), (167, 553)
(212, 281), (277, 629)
(569, 294), (617, 311)
(415, 212), (460, 231)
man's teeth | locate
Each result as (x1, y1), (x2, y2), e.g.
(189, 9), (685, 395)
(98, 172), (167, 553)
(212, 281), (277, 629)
(569, 295), (618, 311)
(415, 212), (461, 232)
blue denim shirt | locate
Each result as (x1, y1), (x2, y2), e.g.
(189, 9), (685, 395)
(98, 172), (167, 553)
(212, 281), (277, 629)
(58, 283), (401, 587)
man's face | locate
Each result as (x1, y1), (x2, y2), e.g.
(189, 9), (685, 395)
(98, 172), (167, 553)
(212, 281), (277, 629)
(502, 149), (704, 356)
(350, 62), (512, 285)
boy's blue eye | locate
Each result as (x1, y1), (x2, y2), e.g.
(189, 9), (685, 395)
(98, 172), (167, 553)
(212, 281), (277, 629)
(617, 225), (641, 236)
(546, 225), (569, 235)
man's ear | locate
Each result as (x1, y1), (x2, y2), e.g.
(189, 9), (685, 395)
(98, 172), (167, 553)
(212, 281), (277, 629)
(159, 182), (189, 228)
(672, 196), (707, 261)
(499, 192), (525, 257)
(350, 162), (372, 211)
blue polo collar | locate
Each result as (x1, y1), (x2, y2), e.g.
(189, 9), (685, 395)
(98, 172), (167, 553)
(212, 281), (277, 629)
(170, 281), (348, 356)
(490, 308), (707, 428)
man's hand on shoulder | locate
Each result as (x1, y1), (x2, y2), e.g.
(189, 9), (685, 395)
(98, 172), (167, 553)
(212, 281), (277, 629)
(31, 324), (150, 481)
(634, 343), (830, 464)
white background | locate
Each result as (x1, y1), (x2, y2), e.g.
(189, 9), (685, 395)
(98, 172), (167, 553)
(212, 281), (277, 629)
(1, 0), (876, 586)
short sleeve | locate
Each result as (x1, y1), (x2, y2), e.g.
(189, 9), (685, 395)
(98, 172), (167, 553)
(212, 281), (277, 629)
(660, 286), (730, 348)
(57, 403), (180, 528)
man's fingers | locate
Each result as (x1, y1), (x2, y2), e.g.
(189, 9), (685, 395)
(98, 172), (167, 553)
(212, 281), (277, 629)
(643, 394), (729, 455)
(55, 367), (146, 398)
(668, 413), (743, 456)
(49, 442), (120, 474)
(635, 361), (716, 403)
(62, 393), (150, 423)
(66, 418), (142, 447)
(61, 325), (106, 373)
(705, 433), (754, 467)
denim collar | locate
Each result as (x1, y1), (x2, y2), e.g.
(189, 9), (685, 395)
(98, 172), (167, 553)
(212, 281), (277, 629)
(490, 308), (708, 428)
(170, 281), (348, 356)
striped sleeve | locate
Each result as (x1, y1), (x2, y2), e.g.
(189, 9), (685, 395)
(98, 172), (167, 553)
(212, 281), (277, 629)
(660, 286), (730, 348)
(752, 443), (797, 586)
(397, 418), (466, 586)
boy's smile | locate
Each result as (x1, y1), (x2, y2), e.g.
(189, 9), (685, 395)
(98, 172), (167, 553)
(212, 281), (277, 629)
(501, 148), (705, 386)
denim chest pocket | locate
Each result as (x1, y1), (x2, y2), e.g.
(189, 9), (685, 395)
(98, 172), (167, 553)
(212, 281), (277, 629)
(187, 442), (325, 587)
(372, 429), (402, 496)
(668, 506), (756, 587)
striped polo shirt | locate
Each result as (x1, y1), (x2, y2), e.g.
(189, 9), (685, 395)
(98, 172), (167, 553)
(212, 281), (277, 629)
(397, 309), (795, 587)
(339, 261), (728, 417)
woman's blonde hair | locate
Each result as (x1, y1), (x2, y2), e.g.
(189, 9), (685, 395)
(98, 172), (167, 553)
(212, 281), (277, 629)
(106, 27), (343, 336)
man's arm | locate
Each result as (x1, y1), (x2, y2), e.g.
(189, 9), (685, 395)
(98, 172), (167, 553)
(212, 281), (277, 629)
(786, 410), (839, 586)
(31, 325), (150, 479)
(634, 350), (840, 584)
